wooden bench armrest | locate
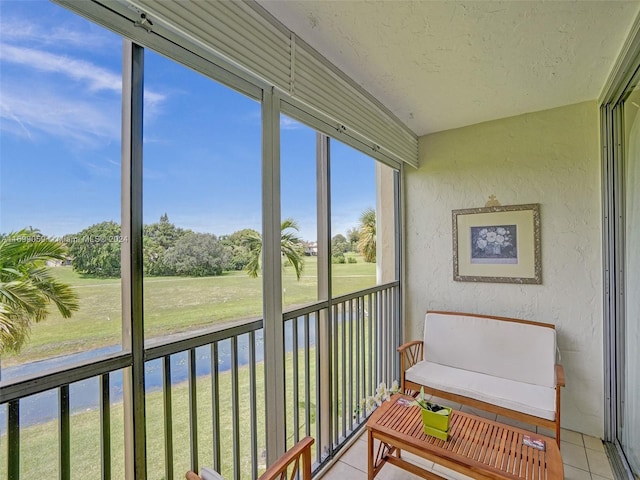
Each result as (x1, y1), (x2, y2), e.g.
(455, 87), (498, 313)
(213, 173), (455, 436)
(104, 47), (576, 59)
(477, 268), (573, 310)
(185, 472), (201, 480)
(397, 340), (424, 392)
(555, 364), (565, 388)
(397, 340), (423, 353)
(258, 436), (314, 480)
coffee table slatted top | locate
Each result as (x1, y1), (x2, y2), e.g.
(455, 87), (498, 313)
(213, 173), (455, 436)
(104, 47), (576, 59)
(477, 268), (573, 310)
(368, 395), (563, 480)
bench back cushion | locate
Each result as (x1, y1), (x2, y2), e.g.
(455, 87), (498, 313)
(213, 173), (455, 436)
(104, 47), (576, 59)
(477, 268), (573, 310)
(423, 312), (556, 388)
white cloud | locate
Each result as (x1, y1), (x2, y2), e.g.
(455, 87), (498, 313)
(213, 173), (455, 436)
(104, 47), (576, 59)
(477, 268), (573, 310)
(0, 16), (109, 50)
(1, 43), (166, 102)
(244, 109), (305, 130)
(0, 85), (120, 146)
(144, 91), (167, 121)
(0, 43), (167, 145)
(280, 116), (304, 130)
(1, 43), (121, 93)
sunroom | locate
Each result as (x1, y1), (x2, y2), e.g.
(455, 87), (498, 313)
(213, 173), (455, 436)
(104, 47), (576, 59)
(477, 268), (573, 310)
(0, 1), (638, 480)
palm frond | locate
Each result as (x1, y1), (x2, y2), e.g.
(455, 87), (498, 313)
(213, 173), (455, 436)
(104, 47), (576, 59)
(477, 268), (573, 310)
(243, 218), (305, 280)
(358, 208), (377, 263)
(0, 230), (79, 354)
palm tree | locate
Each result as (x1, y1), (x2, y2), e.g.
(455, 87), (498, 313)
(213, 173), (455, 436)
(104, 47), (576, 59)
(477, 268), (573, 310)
(245, 218), (305, 280)
(358, 207), (377, 263)
(0, 229), (79, 354)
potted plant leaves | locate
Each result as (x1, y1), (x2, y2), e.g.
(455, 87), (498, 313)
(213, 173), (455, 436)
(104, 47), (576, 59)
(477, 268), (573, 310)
(412, 387), (452, 441)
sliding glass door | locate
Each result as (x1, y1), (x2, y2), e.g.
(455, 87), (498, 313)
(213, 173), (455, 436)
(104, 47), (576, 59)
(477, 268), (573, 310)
(620, 78), (640, 477)
(603, 59), (640, 479)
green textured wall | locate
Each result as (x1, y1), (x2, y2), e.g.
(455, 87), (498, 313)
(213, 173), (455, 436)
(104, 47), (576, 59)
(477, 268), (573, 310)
(404, 100), (603, 436)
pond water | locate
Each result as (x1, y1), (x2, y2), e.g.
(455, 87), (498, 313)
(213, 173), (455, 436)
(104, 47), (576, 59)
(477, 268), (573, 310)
(0, 319), (319, 434)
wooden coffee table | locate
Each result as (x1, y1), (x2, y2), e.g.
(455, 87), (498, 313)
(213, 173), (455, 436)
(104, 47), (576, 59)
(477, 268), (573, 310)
(366, 395), (563, 480)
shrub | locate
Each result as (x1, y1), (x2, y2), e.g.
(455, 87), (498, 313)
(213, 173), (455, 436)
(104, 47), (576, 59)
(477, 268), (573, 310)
(331, 254), (345, 264)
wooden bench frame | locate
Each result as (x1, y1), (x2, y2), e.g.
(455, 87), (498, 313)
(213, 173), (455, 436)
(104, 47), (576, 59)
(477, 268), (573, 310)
(398, 311), (565, 446)
(186, 436), (314, 480)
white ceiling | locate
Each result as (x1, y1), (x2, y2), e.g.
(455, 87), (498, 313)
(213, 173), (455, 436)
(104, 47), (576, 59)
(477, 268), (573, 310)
(258, 0), (640, 136)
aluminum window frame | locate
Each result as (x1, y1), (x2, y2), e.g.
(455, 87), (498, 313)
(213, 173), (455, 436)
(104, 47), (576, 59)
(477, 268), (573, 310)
(600, 12), (640, 480)
(3, 2), (406, 478)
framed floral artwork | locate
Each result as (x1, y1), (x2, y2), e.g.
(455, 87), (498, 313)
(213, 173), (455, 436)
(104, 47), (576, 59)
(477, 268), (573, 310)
(452, 203), (541, 284)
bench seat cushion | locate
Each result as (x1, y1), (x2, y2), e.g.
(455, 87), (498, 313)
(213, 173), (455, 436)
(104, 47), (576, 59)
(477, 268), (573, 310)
(424, 313), (557, 388)
(406, 360), (556, 421)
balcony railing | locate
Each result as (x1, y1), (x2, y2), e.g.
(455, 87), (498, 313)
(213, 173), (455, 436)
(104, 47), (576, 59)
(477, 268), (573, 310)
(0, 281), (399, 480)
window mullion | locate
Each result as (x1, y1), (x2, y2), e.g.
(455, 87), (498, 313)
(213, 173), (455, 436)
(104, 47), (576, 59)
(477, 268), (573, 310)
(121, 39), (147, 480)
(262, 89), (286, 465)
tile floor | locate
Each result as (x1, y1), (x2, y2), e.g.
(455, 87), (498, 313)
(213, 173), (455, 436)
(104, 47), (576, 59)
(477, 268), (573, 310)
(317, 399), (615, 480)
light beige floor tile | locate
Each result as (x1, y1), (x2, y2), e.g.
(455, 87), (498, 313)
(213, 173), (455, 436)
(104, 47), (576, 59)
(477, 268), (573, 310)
(561, 429), (584, 447)
(583, 435), (605, 453)
(560, 441), (590, 471)
(459, 405), (497, 421)
(319, 460), (366, 479)
(585, 449), (614, 479)
(496, 415), (536, 432)
(592, 475), (615, 480)
(564, 465), (591, 480)
(377, 464), (425, 480)
(338, 437), (369, 472)
(356, 431), (369, 445)
(348, 441), (435, 476)
(400, 450), (435, 471)
(562, 464), (592, 480)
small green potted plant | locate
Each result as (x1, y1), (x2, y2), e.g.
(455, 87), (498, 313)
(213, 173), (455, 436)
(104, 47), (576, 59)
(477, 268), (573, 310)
(412, 387), (452, 441)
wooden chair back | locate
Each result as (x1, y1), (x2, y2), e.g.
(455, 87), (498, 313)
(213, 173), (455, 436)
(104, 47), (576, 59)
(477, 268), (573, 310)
(186, 436), (314, 480)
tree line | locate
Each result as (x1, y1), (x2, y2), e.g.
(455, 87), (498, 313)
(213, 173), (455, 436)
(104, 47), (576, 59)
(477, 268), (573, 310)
(66, 210), (376, 278)
(66, 214), (306, 278)
(0, 209), (375, 354)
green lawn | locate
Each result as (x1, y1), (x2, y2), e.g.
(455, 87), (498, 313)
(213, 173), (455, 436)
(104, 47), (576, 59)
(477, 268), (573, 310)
(0, 256), (377, 479)
(0, 357), (271, 479)
(0, 328), (371, 480)
(2, 256), (376, 367)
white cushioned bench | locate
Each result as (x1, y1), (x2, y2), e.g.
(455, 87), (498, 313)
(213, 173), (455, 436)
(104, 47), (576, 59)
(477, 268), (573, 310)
(398, 311), (565, 445)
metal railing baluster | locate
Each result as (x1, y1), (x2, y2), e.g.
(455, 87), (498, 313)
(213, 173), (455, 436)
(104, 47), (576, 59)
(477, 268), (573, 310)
(211, 342), (221, 472)
(59, 384), (70, 480)
(249, 331), (258, 480)
(188, 349), (198, 472)
(162, 356), (173, 480)
(392, 286), (398, 379)
(380, 290), (389, 382)
(8, 400), (19, 480)
(345, 300), (354, 431)
(368, 293), (373, 403)
(282, 323), (289, 449)
(331, 305), (340, 448)
(388, 288), (392, 381)
(100, 373), (111, 480)
(304, 314), (311, 438)
(355, 296), (361, 423)
(341, 301), (346, 440)
(315, 310), (323, 463)
(292, 316), (299, 445)
(374, 291), (380, 388)
(231, 336), (240, 480)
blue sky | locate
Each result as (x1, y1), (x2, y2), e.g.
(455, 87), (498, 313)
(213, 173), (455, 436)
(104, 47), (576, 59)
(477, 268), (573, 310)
(0, 0), (376, 241)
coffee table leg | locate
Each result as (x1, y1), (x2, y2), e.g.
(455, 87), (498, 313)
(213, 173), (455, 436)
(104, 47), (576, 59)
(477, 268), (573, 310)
(368, 429), (374, 480)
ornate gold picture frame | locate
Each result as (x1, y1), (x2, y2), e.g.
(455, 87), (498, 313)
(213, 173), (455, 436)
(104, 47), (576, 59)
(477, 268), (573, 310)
(452, 203), (541, 284)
